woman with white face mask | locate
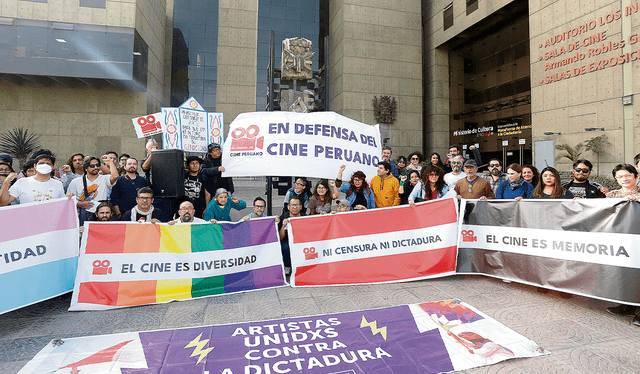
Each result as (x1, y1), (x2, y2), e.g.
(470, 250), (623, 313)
(0, 150), (66, 206)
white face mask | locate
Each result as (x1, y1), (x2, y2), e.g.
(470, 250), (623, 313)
(35, 164), (53, 175)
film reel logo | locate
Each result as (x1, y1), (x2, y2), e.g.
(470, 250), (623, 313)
(461, 230), (477, 242)
(137, 114), (161, 135)
(304, 247), (318, 260)
(230, 124), (264, 151)
(92, 260), (113, 275)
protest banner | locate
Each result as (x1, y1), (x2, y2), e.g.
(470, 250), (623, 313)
(131, 113), (163, 138)
(160, 97), (224, 153)
(0, 198), (79, 315)
(457, 199), (640, 306)
(289, 198), (459, 286)
(221, 111), (380, 180)
(69, 218), (285, 311)
(19, 299), (547, 374)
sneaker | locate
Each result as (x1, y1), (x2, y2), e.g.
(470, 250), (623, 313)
(633, 313), (640, 327)
(607, 304), (637, 316)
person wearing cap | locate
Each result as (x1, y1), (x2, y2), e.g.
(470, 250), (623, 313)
(203, 188), (246, 222)
(454, 159), (494, 200)
(110, 157), (148, 218)
(202, 142), (234, 196)
(334, 198), (351, 213)
(0, 149), (66, 206)
(0, 158), (13, 189)
(184, 155), (209, 218)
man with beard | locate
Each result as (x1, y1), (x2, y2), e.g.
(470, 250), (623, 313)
(444, 155), (466, 190)
(121, 187), (163, 223)
(61, 153), (85, 191)
(183, 156), (208, 218)
(482, 158), (507, 195)
(381, 146), (400, 178)
(561, 159), (607, 198)
(94, 202), (117, 221)
(169, 201), (206, 224)
(110, 158), (149, 218)
(454, 160), (494, 200)
(67, 156), (119, 224)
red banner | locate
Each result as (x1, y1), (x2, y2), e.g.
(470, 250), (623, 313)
(288, 198), (459, 286)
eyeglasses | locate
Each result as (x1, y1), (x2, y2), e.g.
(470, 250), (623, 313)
(0, 168), (11, 172)
(179, 207), (194, 211)
(88, 164), (100, 168)
(295, 182), (305, 187)
(489, 164), (500, 167)
(289, 204), (301, 207)
(451, 162), (462, 165)
(411, 157), (419, 160)
(615, 173), (635, 179)
(574, 168), (590, 173)
(353, 178), (363, 182)
(137, 196), (153, 201)
(254, 205), (266, 209)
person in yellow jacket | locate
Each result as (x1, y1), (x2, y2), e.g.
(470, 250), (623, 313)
(370, 161), (401, 208)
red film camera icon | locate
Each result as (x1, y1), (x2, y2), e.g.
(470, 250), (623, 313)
(304, 247), (318, 261)
(137, 115), (161, 134)
(461, 230), (477, 242)
(92, 260), (113, 275)
(230, 125), (264, 151)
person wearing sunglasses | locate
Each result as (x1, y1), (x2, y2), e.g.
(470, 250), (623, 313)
(283, 177), (311, 215)
(67, 156), (119, 224)
(561, 159), (607, 198)
(444, 155), (467, 190)
(482, 158), (507, 195)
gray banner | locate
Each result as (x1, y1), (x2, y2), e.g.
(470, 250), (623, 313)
(457, 199), (640, 305)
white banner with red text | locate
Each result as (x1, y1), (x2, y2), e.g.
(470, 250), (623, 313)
(221, 111), (381, 180)
(288, 198), (459, 286)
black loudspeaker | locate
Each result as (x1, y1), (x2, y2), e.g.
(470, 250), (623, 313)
(150, 149), (185, 197)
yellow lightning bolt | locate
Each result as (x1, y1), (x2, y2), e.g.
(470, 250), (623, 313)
(360, 316), (387, 340)
(184, 333), (214, 365)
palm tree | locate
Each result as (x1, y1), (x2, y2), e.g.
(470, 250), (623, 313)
(0, 127), (41, 168)
(555, 143), (585, 165)
(584, 134), (609, 176)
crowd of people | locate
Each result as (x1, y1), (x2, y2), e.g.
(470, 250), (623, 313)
(1, 142), (639, 324)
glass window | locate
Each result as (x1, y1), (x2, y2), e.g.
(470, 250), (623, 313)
(444, 3), (453, 31)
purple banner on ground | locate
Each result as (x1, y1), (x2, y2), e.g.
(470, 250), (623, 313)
(19, 300), (547, 374)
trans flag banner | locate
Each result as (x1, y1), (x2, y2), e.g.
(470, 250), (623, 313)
(69, 219), (285, 311)
(457, 199), (640, 306)
(289, 198), (459, 286)
(0, 198), (79, 315)
(19, 300), (547, 374)
(221, 111), (381, 180)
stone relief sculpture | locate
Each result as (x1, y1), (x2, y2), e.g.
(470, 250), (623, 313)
(372, 95), (397, 124)
(281, 37), (314, 80)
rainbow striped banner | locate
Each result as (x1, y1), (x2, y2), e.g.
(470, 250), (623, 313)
(70, 218), (285, 310)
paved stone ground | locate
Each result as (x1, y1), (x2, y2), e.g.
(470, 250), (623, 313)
(1, 178), (639, 373)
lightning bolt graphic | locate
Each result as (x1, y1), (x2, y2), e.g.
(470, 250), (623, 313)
(184, 333), (214, 365)
(360, 316), (388, 340)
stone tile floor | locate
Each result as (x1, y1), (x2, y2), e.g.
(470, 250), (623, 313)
(2, 276), (639, 373)
(1, 178), (639, 373)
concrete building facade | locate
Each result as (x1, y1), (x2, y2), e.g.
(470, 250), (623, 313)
(1, 0), (635, 175)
